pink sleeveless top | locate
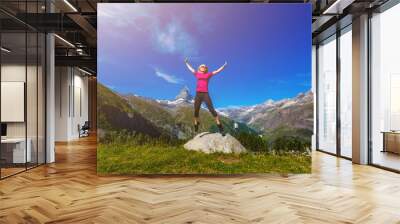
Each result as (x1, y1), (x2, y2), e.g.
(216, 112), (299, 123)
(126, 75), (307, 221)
(194, 72), (213, 92)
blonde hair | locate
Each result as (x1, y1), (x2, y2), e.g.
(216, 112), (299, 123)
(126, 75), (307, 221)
(198, 64), (208, 73)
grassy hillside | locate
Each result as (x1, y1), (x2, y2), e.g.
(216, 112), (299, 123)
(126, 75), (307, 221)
(98, 143), (311, 174)
(124, 95), (187, 137)
(125, 95), (176, 126)
(98, 83), (163, 138)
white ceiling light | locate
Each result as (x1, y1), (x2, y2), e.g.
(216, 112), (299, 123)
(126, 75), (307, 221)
(323, 0), (355, 15)
(54, 34), (75, 48)
(78, 67), (92, 76)
(63, 0), (78, 12)
(1, 47), (11, 53)
(76, 48), (85, 55)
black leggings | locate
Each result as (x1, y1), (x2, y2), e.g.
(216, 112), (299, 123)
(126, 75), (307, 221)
(194, 92), (218, 118)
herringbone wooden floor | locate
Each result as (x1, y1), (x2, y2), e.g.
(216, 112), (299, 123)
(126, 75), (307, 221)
(1, 136), (400, 224)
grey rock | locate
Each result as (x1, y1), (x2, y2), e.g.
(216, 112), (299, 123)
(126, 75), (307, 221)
(184, 132), (247, 154)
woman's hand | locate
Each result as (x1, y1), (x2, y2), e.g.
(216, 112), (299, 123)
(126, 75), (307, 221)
(212, 61), (228, 75)
(184, 58), (195, 73)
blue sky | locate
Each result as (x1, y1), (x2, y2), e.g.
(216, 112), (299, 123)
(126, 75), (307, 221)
(98, 3), (311, 108)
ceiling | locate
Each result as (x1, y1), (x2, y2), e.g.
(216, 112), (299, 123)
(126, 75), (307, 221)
(0, 0), (392, 75)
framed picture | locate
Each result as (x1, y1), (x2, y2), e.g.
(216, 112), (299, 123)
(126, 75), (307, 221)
(97, 3), (312, 174)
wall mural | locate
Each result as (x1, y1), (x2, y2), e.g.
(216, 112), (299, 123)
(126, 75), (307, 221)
(97, 3), (313, 174)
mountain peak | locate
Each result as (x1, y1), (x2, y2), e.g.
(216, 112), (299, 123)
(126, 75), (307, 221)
(263, 99), (275, 106)
(296, 92), (305, 98)
(175, 86), (193, 101)
(294, 90), (313, 103)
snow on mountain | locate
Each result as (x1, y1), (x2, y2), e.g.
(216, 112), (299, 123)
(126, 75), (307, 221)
(127, 87), (313, 132)
(175, 86), (193, 101)
(149, 87), (195, 109)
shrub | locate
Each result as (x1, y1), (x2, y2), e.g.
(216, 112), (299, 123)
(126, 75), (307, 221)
(100, 130), (183, 146)
(271, 136), (310, 153)
(233, 132), (268, 152)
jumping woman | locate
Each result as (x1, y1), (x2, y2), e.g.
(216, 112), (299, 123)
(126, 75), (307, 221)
(184, 58), (227, 134)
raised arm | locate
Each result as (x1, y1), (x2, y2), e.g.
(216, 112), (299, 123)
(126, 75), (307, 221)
(212, 61), (227, 75)
(184, 58), (195, 73)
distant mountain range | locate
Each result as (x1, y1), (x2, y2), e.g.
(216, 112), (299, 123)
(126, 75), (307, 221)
(98, 84), (313, 141)
(218, 91), (313, 133)
(98, 84), (255, 140)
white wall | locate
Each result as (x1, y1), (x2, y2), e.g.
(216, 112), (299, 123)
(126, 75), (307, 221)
(55, 67), (69, 141)
(0, 65), (39, 138)
(72, 73), (89, 138)
(55, 67), (89, 141)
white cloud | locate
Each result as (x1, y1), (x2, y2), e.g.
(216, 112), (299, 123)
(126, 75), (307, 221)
(98, 4), (152, 28)
(154, 20), (198, 56)
(154, 68), (183, 84)
(98, 4), (198, 57)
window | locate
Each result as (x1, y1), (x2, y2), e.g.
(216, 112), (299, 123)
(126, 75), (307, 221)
(339, 27), (352, 158)
(318, 35), (337, 154)
(0, 2), (46, 179)
(370, 3), (400, 171)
